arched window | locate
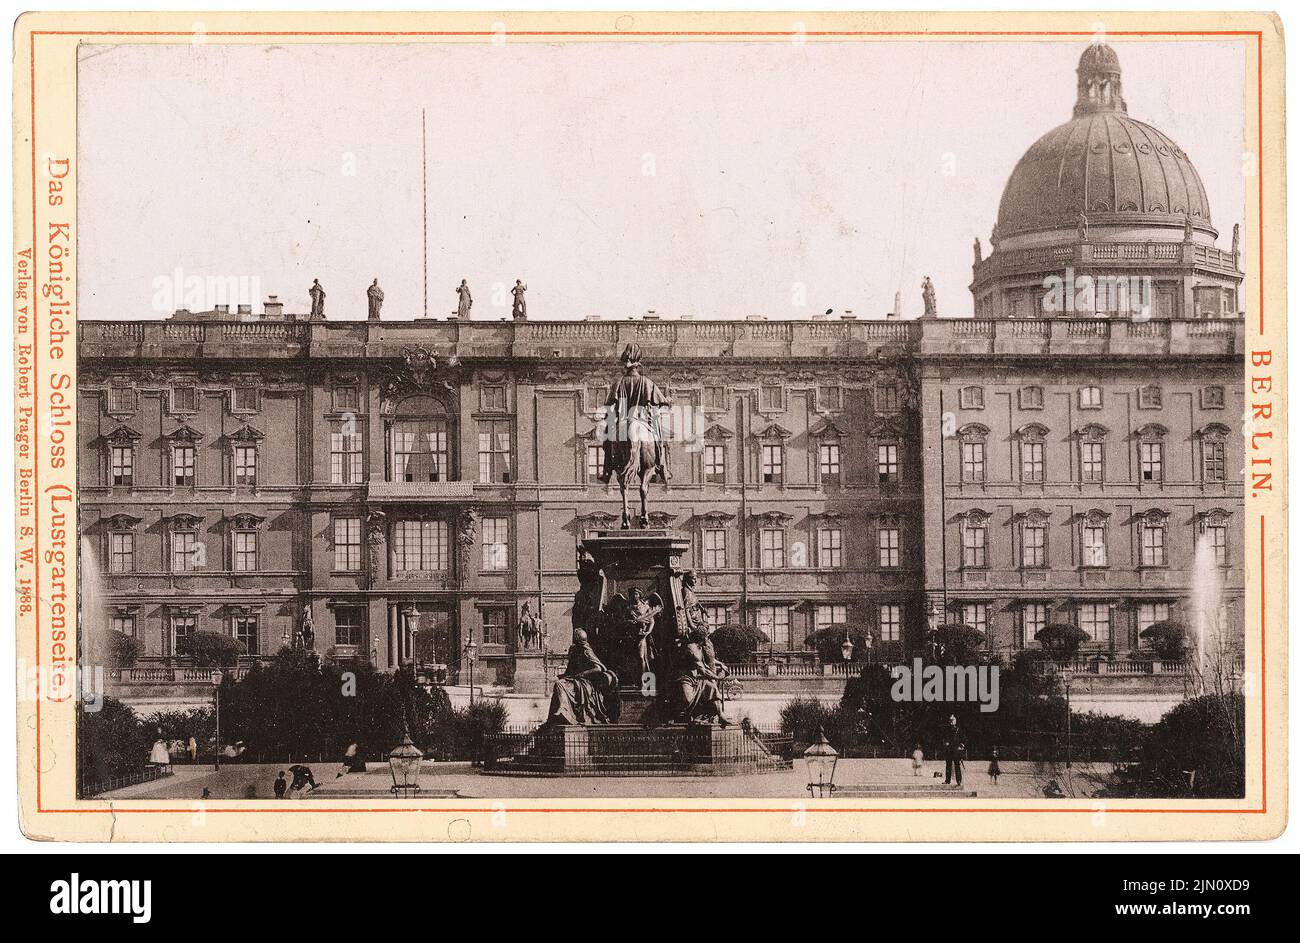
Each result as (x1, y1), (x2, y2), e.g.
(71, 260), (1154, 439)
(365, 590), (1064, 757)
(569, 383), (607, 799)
(959, 509), (990, 569)
(1017, 423), (1049, 484)
(957, 424), (989, 483)
(1078, 423), (1109, 483)
(1198, 423), (1231, 483)
(389, 395), (451, 483)
(1136, 423), (1168, 484)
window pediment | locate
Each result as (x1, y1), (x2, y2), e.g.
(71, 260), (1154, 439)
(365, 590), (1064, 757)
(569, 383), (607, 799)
(229, 513), (266, 530)
(105, 425), (142, 445)
(1077, 423), (1109, 440)
(104, 513), (143, 530)
(809, 418), (849, 439)
(1198, 422), (1232, 439)
(1017, 422), (1050, 441)
(753, 422), (792, 441)
(227, 424), (264, 443)
(957, 422), (990, 442)
(166, 424), (204, 443)
(167, 513), (203, 529)
(703, 423), (734, 440)
(1013, 508), (1052, 524)
(753, 510), (794, 527)
(1135, 423), (1169, 439)
(695, 511), (736, 526)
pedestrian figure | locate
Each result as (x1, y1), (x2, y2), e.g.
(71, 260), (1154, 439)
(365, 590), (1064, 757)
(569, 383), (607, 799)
(273, 771), (288, 799)
(201, 787), (211, 800)
(187, 735), (197, 764)
(988, 747), (1001, 785)
(911, 743), (924, 777)
(148, 738), (170, 770)
(288, 764), (319, 793)
(336, 743), (359, 779)
(942, 715), (965, 786)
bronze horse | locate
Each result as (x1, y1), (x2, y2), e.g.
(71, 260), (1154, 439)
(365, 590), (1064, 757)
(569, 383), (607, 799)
(606, 408), (664, 529)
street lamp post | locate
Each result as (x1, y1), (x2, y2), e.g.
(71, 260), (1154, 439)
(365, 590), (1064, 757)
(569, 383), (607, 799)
(210, 670), (223, 770)
(387, 725), (423, 797)
(840, 633), (854, 666)
(465, 638), (478, 707)
(1060, 666), (1074, 789)
(803, 726), (839, 798)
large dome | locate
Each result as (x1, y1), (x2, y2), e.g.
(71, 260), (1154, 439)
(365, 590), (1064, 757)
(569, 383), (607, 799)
(994, 43), (1213, 239)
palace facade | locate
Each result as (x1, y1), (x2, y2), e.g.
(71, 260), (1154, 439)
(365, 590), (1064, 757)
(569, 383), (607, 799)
(78, 43), (1246, 718)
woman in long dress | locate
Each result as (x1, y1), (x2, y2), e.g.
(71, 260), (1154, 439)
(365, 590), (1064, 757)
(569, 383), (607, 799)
(148, 739), (171, 768)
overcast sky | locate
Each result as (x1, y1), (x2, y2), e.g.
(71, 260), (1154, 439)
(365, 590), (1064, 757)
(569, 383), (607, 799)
(77, 39), (1246, 321)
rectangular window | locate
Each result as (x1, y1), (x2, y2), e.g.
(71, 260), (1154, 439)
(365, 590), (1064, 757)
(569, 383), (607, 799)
(171, 531), (200, 572)
(818, 528), (843, 568)
(232, 386), (259, 413)
(1206, 524), (1228, 566)
(334, 607), (363, 648)
(110, 447), (133, 486)
(233, 615), (258, 655)
(814, 605), (848, 635)
(482, 608), (509, 645)
(960, 386), (984, 409)
(704, 386), (727, 411)
(478, 420), (513, 483)
(171, 614), (197, 653)
(1202, 386), (1226, 408)
(1082, 524), (1108, 566)
(1141, 522), (1167, 567)
(1022, 442), (1044, 483)
(877, 443), (899, 483)
(333, 517), (362, 571)
(761, 444), (783, 484)
(394, 519), (449, 572)
(961, 441), (985, 482)
(1203, 441), (1226, 483)
(760, 528), (785, 569)
(1079, 603), (1110, 644)
(392, 421), (448, 482)
(479, 385), (507, 411)
(173, 446), (196, 486)
(960, 603), (988, 637)
(1019, 386), (1044, 409)
(761, 386), (783, 411)
(704, 606), (729, 630)
(1021, 524), (1046, 568)
(334, 385), (359, 411)
(879, 604), (902, 642)
(704, 444), (726, 483)
(878, 524), (900, 568)
(702, 528), (727, 569)
(234, 445), (257, 486)
(232, 531), (258, 572)
(1081, 441), (1104, 483)
(482, 517), (509, 571)
(962, 523), (986, 568)
(819, 442), (841, 479)
(586, 444), (604, 481)
(1137, 603), (1171, 648)
(172, 385), (198, 413)
(330, 430), (363, 484)
(111, 615), (136, 637)
(1140, 441), (1163, 482)
(1019, 603), (1048, 649)
(108, 532), (134, 573)
(1079, 386), (1103, 409)
(1138, 385), (1162, 409)
(818, 385), (841, 410)
(877, 385), (899, 414)
(108, 386), (137, 414)
(757, 606), (791, 649)
(586, 386), (608, 412)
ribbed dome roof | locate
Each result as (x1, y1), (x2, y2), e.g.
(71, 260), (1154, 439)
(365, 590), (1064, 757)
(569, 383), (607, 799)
(994, 43), (1213, 238)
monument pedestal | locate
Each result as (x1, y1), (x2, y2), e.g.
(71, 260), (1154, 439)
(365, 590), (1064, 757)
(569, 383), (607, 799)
(512, 651), (548, 696)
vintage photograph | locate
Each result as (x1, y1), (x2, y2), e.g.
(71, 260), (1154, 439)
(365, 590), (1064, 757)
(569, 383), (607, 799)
(12, 12), (1284, 847)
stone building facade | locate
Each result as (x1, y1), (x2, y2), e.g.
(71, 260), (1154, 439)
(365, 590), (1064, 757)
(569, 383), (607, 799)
(78, 43), (1245, 717)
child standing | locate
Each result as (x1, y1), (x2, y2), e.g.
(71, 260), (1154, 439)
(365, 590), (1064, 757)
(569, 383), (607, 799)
(911, 743), (924, 776)
(988, 747), (1001, 785)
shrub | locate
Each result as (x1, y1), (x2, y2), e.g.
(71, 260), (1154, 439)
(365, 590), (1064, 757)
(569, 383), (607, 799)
(1144, 693), (1244, 798)
(936, 623), (985, 664)
(804, 624), (872, 664)
(179, 630), (246, 667)
(78, 697), (151, 794)
(1139, 621), (1189, 662)
(89, 630), (140, 669)
(1035, 623), (1090, 659)
(709, 624), (768, 664)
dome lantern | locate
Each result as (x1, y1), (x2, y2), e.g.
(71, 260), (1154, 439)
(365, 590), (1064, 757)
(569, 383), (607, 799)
(1074, 42), (1127, 118)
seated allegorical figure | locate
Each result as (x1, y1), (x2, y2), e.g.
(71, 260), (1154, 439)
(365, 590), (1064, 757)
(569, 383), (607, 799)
(670, 630), (731, 726)
(543, 629), (621, 726)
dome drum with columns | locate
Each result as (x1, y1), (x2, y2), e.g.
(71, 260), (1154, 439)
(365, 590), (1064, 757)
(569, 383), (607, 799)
(970, 42), (1242, 321)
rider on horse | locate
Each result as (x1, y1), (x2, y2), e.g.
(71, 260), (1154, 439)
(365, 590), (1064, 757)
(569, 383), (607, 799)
(599, 345), (672, 527)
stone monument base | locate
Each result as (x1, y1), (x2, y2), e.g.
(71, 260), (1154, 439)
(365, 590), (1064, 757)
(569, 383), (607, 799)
(482, 723), (791, 777)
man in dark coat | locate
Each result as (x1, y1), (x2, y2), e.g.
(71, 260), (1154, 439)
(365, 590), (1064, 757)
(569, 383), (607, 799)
(942, 714), (965, 786)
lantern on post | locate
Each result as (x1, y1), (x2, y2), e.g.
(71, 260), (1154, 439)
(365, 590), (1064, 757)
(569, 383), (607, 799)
(803, 726), (839, 798)
(388, 726), (423, 797)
